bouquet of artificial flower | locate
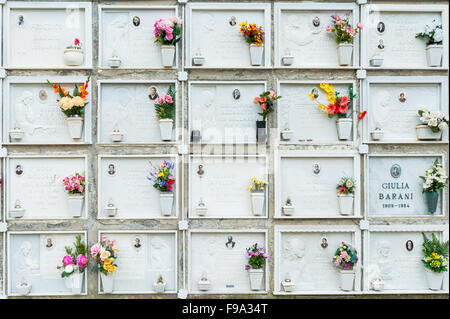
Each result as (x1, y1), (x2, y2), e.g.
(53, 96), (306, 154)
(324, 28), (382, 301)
(253, 90), (282, 121)
(416, 20), (443, 45)
(90, 236), (119, 276)
(154, 85), (176, 120)
(62, 173), (86, 195)
(420, 160), (448, 193)
(245, 243), (269, 270)
(47, 75), (91, 117)
(326, 13), (362, 43)
(154, 16), (182, 45)
(248, 177), (268, 192)
(418, 109), (449, 133)
(239, 22), (265, 46)
(422, 233), (449, 273)
(147, 160), (175, 192)
(337, 177), (356, 195)
(57, 235), (88, 278)
(333, 241), (358, 270)
(309, 83), (356, 119)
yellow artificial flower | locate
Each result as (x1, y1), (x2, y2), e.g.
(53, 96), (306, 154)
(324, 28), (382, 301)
(158, 172), (164, 177)
(308, 92), (316, 101)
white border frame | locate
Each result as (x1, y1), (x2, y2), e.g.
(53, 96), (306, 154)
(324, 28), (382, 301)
(188, 81), (267, 145)
(4, 1), (93, 70)
(363, 224), (449, 294)
(273, 225), (362, 295)
(97, 230), (178, 295)
(362, 76), (449, 144)
(98, 4), (179, 70)
(277, 80), (358, 145)
(188, 154), (269, 219)
(7, 230), (88, 296)
(185, 2), (272, 69)
(187, 229), (268, 295)
(97, 154), (180, 220)
(274, 150), (361, 219)
(5, 155), (89, 221)
(97, 80), (179, 145)
(361, 4), (449, 70)
(365, 153), (446, 219)
(2, 76), (93, 145)
(274, 2), (360, 69)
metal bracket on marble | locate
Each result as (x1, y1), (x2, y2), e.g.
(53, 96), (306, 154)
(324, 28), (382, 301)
(0, 68), (6, 79)
(178, 220), (189, 230)
(0, 148), (7, 158)
(356, 0), (367, 5)
(177, 289), (188, 299)
(0, 222), (8, 233)
(178, 145), (189, 155)
(359, 220), (370, 230)
(356, 69), (367, 79)
(358, 144), (369, 154)
(178, 71), (188, 82)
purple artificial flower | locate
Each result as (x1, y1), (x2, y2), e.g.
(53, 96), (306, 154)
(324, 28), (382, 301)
(245, 264), (251, 270)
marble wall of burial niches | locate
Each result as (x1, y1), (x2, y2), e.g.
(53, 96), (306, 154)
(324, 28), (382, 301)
(4, 2), (92, 69)
(189, 81), (266, 145)
(367, 154), (445, 218)
(366, 226), (449, 293)
(6, 156), (88, 220)
(362, 4), (449, 69)
(189, 155), (268, 219)
(98, 155), (179, 220)
(3, 77), (92, 145)
(274, 226), (361, 294)
(7, 232), (87, 296)
(274, 151), (360, 219)
(186, 3), (271, 68)
(97, 81), (178, 144)
(274, 3), (359, 68)
(362, 77), (448, 144)
(99, 5), (178, 69)
(277, 81), (357, 144)
(98, 231), (177, 295)
(188, 230), (267, 294)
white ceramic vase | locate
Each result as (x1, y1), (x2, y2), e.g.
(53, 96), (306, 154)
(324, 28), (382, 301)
(281, 129), (293, 140)
(282, 205), (295, 216)
(248, 268), (264, 290)
(416, 124), (442, 140)
(66, 116), (84, 140)
(159, 118), (174, 141)
(336, 118), (353, 140)
(339, 269), (355, 291)
(198, 279), (211, 291)
(282, 280), (295, 292)
(67, 271), (84, 294)
(111, 131), (123, 142)
(101, 273), (115, 293)
(9, 129), (24, 141)
(249, 44), (264, 66)
(337, 43), (353, 66)
(160, 192), (174, 216)
(64, 48), (84, 66)
(425, 268), (444, 290)
(68, 194), (84, 217)
(154, 281), (166, 293)
(107, 57), (121, 68)
(161, 45), (175, 67)
(338, 194), (354, 216)
(370, 129), (384, 141)
(426, 44), (443, 67)
(16, 282), (32, 295)
(251, 191), (265, 216)
(10, 206), (25, 218)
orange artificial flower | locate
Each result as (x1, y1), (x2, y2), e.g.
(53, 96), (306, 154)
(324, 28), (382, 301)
(253, 97), (261, 104)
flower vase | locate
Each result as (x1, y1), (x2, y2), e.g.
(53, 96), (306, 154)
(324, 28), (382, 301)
(66, 116), (84, 140)
(64, 48), (84, 66)
(339, 269), (355, 291)
(251, 191), (265, 216)
(159, 118), (174, 141)
(416, 125), (442, 140)
(100, 273), (115, 293)
(336, 118), (352, 140)
(337, 42), (353, 66)
(425, 192), (439, 214)
(16, 282), (32, 295)
(154, 281), (166, 293)
(338, 194), (354, 216)
(69, 271), (84, 294)
(68, 194), (84, 217)
(425, 268), (444, 290)
(248, 269), (264, 290)
(256, 120), (267, 143)
(159, 192), (174, 216)
(161, 45), (175, 67)
(425, 44), (443, 67)
(249, 44), (264, 66)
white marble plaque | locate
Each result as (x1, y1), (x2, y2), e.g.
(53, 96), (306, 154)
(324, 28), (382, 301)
(189, 231), (266, 293)
(98, 156), (178, 219)
(8, 232), (87, 296)
(98, 81), (176, 144)
(275, 228), (360, 293)
(4, 78), (91, 144)
(189, 156), (268, 218)
(275, 4), (359, 68)
(368, 155), (443, 217)
(278, 82), (355, 143)
(7, 156), (87, 220)
(363, 5), (448, 69)
(100, 6), (177, 69)
(187, 3), (271, 68)
(99, 232), (177, 294)
(368, 230), (447, 292)
(6, 2), (92, 68)
(363, 77), (448, 143)
(189, 82), (266, 144)
(276, 153), (359, 217)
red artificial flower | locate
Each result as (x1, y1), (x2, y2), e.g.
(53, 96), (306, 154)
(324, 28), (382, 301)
(168, 179), (175, 184)
(327, 103), (339, 114)
(74, 38), (80, 46)
(260, 103), (267, 111)
(358, 111), (367, 120)
(339, 103), (348, 114)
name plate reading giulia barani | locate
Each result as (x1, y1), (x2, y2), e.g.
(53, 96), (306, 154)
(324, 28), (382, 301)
(275, 3), (359, 68)
(189, 155), (268, 218)
(363, 77), (448, 143)
(98, 231), (177, 294)
(98, 81), (177, 144)
(189, 82), (266, 144)
(5, 2), (92, 69)
(7, 156), (88, 220)
(189, 231), (267, 293)
(98, 155), (178, 219)
(186, 3), (271, 68)
(8, 232), (87, 296)
(368, 155), (444, 217)
(99, 5), (177, 69)
(4, 77), (92, 144)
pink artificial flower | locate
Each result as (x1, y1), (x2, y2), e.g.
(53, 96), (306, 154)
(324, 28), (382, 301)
(326, 26), (332, 33)
(260, 103), (267, 111)
(168, 185), (174, 191)
(263, 253), (269, 259)
(356, 22), (363, 30)
(62, 255), (73, 266)
(101, 236), (107, 242)
(74, 38), (80, 46)
(245, 264), (251, 270)
(339, 103), (348, 114)
(77, 254), (88, 268)
(269, 91), (276, 98)
(156, 97), (164, 104)
(90, 243), (101, 257)
(165, 32), (173, 41)
(327, 103), (338, 114)
(340, 251), (348, 258)
(164, 95), (173, 103)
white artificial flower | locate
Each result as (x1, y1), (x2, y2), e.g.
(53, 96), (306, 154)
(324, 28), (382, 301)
(430, 111), (439, 119)
(424, 24), (433, 35)
(338, 179), (344, 186)
(437, 112), (444, 120)
(65, 264), (74, 273)
(346, 179), (354, 188)
(444, 115), (449, 122)
(433, 28), (443, 43)
(423, 111), (431, 120)
(428, 118), (438, 127)
(438, 122), (447, 131)
(420, 117), (427, 124)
